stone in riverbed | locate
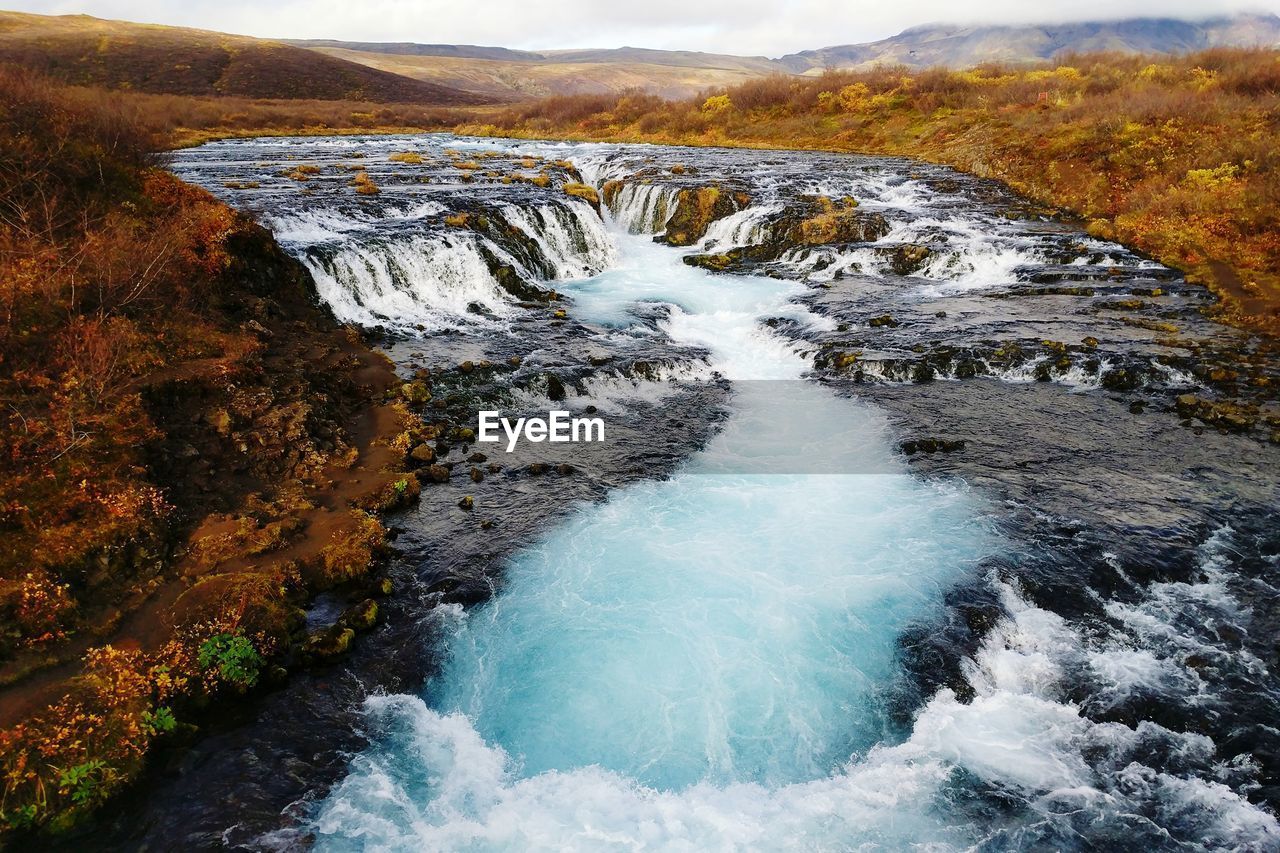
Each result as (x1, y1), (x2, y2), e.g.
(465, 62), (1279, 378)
(339, 599), (379, 631)
(661, 186), (743, 246)
(683, 253), (734, 272)
(302, 625), (355, 661)
(883, 243), (933, 276)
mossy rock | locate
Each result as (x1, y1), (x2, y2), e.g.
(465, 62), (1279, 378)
(563, 183), (601, 214)
(303, 625), (356, 661)
(662, 186), (742, 246)
(400, 381), (431, 403)
(339, 598), (379, 632)
(683, 253), (734, 272)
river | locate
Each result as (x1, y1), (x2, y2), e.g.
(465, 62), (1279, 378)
(147, 134), (1280, 851)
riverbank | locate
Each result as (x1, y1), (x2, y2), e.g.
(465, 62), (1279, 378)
(0, 69), (430, 839)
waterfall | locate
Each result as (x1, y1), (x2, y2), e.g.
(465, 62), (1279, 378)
(294, 232), (521, 331)
(700, 203), (781, 252)
(606, 183), (680, 234)
(166, 136), (1278, 853)
(264, 199), (616, 333)
(499, 201), (616, 280)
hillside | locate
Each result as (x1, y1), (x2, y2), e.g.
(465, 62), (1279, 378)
(300, 48), (762, 100)
(285, 13), (1280, 99)
(779, 14), (1280, 72)
(0, 11), (488, 103)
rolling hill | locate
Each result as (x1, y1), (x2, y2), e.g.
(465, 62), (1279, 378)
(0, 11), (489, 103)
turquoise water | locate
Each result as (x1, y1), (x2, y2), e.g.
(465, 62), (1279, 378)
(311, 226), (998, 848)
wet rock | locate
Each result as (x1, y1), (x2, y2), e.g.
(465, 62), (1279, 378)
(662, 185), (742, 246)
(545, 373), (567, 402)
(683, 253), (734, 272)
(338, 599), (378, 632)
(467, 452), (488, 463)
(527, 462), (548, 475)
(884, 243), (933, 276)
(424, 464), (451, 484)
(470, 467), (484, 483)
(901, 438), (965, 455)
(302, 625), (355, 661)
(1101, 367), (1141, 392)
(556, 464), (574, 475)
(562, 183), (601, 215)
(409, 444), (436, 466)
(1098, 298), (1145, 311)
(1175, 394), (1257, 433)
(869, 314), (899, 328)
(458, 496), (474, 510)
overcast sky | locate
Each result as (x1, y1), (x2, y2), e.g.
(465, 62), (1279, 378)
(9, 0), (1279, 55)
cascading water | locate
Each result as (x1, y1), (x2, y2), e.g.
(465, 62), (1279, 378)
(162, 135), (1280, 852)
(311, 215), (1006, 850)
(605, 182), (680, 234)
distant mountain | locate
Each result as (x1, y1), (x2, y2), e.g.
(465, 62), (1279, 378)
(284, 40), (544, 62)
(778, 14), (1280, 73)
(537, 47), (783, 74)
(287, 13), (1280, 100)
(0, 12), (490, 103)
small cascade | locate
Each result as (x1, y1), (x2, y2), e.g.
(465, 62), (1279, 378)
(499, 201), (616, 279)
(606, 182), (680, 234)
(261, 198), (617, 333)
(700, 203), (782, 252)
(295, 232), (523, 331)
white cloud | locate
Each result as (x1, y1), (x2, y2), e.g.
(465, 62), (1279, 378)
(9, 0), (1279, 55)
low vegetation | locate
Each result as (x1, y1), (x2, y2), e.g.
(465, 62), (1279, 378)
(461, 49), (1280, 332)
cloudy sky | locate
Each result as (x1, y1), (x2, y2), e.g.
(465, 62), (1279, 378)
(9, 0), (1279, 55)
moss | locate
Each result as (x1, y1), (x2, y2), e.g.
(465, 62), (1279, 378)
(663, 186), (739, 246)
(562, 182), (600, 206)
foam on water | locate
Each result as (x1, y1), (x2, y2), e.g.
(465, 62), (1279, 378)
(311, 223), (1005, 848)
